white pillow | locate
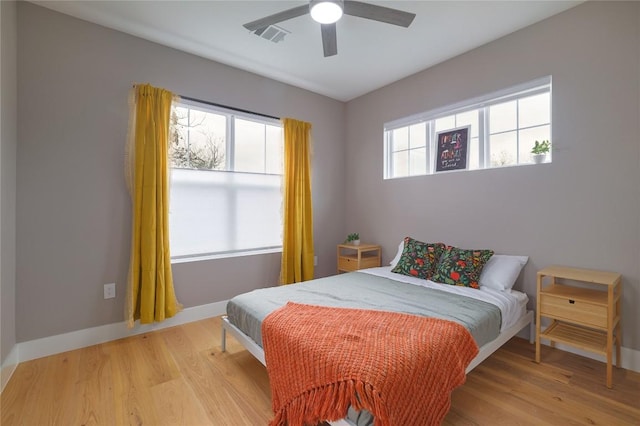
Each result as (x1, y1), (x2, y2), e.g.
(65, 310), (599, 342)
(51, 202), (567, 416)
(389, 240), (405, 268)
(479, 254), (529, 291)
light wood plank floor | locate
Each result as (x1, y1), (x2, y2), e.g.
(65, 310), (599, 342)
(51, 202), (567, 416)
(2, 316), (639, 425)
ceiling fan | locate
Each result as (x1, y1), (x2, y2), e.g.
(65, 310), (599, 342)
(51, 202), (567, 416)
(244, 0), (416, 57)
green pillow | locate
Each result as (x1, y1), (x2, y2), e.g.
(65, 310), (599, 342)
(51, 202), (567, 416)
(432, 246), (494, 289)
(391, 237), (445, 280)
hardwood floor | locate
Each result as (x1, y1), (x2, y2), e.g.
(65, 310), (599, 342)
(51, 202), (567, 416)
(2, 316), (638, 425)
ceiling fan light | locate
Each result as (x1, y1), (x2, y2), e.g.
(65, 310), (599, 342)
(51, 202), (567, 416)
(310, 0), (344, 24)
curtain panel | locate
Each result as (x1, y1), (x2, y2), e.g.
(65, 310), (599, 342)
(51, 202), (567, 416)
(125, 83), (182, 327)
(280, 118), (315, 284)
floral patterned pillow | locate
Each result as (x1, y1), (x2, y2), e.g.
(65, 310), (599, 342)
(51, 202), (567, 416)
(431, 246), (494, 289)
(391, 237), (445, 280)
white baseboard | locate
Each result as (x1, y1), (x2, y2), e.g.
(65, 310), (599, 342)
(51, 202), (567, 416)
(620, 346), (640, 372)
(17, 300), (227, 364)
(1, 345), (19, 393)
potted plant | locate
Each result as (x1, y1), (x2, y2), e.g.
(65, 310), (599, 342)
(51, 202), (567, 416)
(531, 140), (551, 164)
(345, 233), (360, 246)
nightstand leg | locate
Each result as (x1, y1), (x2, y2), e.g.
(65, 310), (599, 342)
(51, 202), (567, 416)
(615, 285), (622, 369)
(616, 324), (622, 368)
(606, 329), (613, 388)
(606, 284), (614, 388)
(535, 274), (542, 363)
(535, 315), (541, 363)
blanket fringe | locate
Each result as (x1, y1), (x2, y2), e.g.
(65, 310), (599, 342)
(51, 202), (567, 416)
(270, 379), (390, 426)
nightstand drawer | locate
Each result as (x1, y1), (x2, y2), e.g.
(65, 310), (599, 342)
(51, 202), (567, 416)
(338, 256), (359, 272)
(540, 294), (607, 328)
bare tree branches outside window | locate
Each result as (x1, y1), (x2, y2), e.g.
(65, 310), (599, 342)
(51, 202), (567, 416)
(169, 106), (226, 170)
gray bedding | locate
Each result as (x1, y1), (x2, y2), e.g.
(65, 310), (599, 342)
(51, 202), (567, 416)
(226, 271), (502, 348)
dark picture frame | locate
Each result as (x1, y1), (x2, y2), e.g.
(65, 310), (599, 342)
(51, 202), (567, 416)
(435, 126), (471, 172)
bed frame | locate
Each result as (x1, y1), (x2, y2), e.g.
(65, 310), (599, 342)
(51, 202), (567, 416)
(221, 309), (534, 425)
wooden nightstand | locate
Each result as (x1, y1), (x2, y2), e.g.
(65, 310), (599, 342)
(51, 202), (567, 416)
(535, 265), (622, 388)
(337, 243), (381, 273)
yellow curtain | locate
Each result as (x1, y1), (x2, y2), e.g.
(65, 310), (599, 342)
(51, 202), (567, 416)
(125, 83), (182, 327)
(280, 118), (315, 284)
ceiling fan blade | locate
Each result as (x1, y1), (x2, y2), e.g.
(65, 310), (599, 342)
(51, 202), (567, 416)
(244, 5), (309, 32)
(343, 0), (416, 27)
(321, 23), (337, 57)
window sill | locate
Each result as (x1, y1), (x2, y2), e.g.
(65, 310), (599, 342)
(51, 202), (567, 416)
(171, 247), (282, 265)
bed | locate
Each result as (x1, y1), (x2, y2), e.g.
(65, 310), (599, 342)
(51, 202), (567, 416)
(221, 266), (534, 425)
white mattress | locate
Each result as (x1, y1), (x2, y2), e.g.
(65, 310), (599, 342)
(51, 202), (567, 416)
(360, 266), (529, 332)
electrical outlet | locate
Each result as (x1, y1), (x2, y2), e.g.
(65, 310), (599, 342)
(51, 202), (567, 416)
(104, 283), (116, 299)
(314, 256), (318, 266)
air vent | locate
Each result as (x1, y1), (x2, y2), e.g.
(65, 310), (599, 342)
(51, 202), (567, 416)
(252, 25), (290, 43)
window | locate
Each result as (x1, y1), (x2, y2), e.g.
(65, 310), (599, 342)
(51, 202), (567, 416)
(169, 99), (283, 260)
(384, 77), (551, 178)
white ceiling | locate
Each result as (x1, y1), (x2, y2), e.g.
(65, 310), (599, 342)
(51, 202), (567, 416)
(31, 1), (582, 102)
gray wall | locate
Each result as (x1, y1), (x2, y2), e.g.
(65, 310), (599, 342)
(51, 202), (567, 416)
(345, 1), (640, 350)
(16, 2), (345, 341)
(1, 0), (18, 364)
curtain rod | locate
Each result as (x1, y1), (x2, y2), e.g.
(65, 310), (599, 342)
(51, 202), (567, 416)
(180, 95), (280, 121)
(131, 84), (280, 121)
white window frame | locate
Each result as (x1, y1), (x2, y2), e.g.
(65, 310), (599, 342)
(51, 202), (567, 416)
(384, 76), (552, 179)
(169, 99), (283, 262)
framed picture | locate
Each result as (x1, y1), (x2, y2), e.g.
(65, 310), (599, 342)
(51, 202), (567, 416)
(435, 126), (470, 172)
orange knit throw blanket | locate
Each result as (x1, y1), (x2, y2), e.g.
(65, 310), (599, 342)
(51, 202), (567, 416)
(262, 302), (479, 426)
